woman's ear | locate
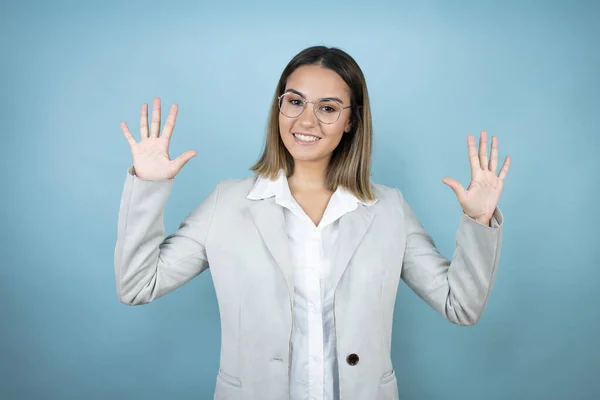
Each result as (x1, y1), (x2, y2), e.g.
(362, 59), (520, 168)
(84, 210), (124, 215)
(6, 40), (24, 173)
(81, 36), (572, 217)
(344, 118), (352, 133)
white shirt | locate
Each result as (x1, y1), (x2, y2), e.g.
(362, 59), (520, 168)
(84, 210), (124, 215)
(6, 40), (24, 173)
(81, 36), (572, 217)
(247, 170), (377, 400)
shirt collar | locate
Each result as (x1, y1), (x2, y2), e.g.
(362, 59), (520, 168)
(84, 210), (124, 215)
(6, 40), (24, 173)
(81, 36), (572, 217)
(246, 170), (378, 210)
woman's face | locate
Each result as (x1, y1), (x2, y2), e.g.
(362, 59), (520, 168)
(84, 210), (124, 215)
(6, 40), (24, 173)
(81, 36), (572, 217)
(279, 64), (352, 166)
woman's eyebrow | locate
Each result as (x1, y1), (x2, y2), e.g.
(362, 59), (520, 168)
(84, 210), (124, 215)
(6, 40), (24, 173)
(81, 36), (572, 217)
(284, 88), (345, 104)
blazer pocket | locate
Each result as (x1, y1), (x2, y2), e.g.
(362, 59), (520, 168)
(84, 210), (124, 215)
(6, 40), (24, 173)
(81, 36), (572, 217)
(381, 369), (396, 385)
(378, 369), (399, 400)
(218, 368), (242, 388)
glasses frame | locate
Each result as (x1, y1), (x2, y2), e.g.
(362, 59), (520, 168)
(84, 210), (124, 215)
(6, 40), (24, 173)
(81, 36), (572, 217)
(277, 92), (352, 124)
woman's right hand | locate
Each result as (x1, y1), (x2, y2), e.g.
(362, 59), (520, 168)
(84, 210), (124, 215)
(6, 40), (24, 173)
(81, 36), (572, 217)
(121, 97), (196, 180)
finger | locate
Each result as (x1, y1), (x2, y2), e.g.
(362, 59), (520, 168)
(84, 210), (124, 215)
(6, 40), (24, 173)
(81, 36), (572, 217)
(467, 135), (481, 177)
(172, 150), (197, 173)
(150, 97), (161, 138)
(140, 103), (149, 138)
(121, 122), (137, 147)
(488, 136), (498, 173)
(162, 104), (178, 140)
(498, 155), (511, 180)
(442, 177), (466, 203)
(479, 131), (488, 170)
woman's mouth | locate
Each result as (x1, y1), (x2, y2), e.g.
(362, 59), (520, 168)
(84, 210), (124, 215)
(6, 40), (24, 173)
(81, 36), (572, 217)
(293, 132), (321, 145)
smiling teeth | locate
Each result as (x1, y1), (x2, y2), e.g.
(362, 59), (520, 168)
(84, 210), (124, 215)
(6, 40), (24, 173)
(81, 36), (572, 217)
(294, 133), (320, 142)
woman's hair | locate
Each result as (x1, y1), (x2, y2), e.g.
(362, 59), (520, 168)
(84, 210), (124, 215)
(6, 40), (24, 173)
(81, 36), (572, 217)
(249, 45), (375, 201)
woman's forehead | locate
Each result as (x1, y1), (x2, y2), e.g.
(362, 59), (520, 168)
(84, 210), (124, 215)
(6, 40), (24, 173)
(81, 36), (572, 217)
(285, 65), (350, 100)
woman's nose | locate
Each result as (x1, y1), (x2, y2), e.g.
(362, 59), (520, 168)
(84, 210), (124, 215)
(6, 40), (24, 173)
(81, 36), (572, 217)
(297, 103), (319, 127)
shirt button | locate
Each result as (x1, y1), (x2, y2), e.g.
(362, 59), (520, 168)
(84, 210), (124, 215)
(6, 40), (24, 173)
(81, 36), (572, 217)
(346, 353), (360, 366)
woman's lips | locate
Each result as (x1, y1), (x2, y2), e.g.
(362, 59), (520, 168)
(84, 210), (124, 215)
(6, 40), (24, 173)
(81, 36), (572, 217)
(292, 132), (321, 146)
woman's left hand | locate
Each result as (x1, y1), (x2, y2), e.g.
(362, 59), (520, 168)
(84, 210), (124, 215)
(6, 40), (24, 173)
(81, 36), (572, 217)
(442, 131), (511, 226)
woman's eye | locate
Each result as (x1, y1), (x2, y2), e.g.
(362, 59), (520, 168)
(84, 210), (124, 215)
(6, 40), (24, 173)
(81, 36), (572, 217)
(289, 99), (303, 106)
(320, 105), (337, 113)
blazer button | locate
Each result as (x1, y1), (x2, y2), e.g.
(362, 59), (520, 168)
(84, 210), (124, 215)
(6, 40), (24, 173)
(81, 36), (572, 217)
(346, 353), (359, 366)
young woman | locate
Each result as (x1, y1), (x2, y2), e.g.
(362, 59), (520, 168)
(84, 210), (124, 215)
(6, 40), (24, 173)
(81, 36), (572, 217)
(116, 46), (509, 400)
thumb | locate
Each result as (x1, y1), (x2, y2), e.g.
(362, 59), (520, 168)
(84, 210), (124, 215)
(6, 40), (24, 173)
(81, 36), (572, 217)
(442, 177), (466, 201)
(172, 150), (197, 172)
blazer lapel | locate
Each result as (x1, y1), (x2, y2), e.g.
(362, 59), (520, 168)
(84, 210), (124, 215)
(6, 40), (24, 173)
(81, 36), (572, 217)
(331, 205), (375, 292)
(249, 198), (375, 303)
(249, 199), (295, 304)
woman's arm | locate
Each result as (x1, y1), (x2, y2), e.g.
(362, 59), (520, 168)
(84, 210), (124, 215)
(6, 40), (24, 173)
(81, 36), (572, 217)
(113, 166), (219, 305)
(398, 189), (503, 326)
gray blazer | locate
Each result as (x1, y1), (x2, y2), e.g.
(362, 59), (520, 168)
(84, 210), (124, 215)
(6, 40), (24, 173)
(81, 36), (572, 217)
(114, 166), (503, 400)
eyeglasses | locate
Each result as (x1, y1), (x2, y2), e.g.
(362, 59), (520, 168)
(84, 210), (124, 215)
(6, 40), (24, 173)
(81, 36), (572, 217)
(278, 92), (352, 124)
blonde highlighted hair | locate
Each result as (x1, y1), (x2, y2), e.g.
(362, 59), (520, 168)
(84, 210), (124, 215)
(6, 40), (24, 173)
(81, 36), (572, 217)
(250, 46), (374, 201)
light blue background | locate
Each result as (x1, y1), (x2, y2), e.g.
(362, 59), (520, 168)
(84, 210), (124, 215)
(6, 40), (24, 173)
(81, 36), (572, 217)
(2, 0), (599, 399)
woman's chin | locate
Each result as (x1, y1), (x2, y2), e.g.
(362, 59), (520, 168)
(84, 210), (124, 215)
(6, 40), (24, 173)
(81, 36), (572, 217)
(288, 150), (330, 164)
(282, 137), (334, 164)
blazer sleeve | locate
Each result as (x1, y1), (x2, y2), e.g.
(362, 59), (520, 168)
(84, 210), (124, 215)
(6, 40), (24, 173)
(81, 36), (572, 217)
(397, 189), (503, 325)
(113, 165), (219, 306)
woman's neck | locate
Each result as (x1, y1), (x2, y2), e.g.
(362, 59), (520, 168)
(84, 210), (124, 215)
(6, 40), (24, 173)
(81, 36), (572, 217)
(288, 160), (330, 192)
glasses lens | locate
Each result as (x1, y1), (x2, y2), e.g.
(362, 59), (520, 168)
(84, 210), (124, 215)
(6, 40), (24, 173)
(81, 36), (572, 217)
(315, 100), (342, 124)
(279, 93), (304, 118)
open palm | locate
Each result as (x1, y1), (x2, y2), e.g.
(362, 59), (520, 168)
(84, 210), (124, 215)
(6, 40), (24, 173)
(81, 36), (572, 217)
(442, 131), (510, 226)
(121, 97), (196, 180)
